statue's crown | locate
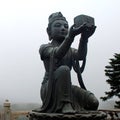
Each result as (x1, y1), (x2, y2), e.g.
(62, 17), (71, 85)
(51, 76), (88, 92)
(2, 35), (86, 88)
(49, 12), (67, 24)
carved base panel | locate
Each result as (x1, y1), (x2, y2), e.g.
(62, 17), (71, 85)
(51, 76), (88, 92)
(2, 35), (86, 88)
(29, 111), (107, 120)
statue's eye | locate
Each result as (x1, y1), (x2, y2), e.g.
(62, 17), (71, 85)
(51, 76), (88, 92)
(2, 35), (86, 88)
(54, 23), (61, 27)
(64, 24), (68, 29)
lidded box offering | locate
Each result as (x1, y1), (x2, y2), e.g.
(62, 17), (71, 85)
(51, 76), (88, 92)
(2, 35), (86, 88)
(74, 15), (95, 28)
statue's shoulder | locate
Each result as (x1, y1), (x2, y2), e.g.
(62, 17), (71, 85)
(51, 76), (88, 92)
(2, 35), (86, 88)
(39, 43), (52, 55)
(39, 43), (53, 60)
(40, 43), (52, 49)
(39, 43), (52, 52)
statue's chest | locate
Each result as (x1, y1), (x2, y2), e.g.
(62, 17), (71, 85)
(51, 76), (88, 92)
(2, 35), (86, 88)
(56, 49), (72, 69)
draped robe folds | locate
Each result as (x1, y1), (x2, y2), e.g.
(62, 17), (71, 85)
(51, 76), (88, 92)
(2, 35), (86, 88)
(39, 43), (99, 113)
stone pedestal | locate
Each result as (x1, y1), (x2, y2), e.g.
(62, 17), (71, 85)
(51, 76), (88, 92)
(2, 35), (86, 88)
(29, 111), (107, 120)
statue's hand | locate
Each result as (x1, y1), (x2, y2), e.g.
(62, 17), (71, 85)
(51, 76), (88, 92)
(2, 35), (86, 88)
(81, 25), (96, 39)
(68, 23), (86, 38)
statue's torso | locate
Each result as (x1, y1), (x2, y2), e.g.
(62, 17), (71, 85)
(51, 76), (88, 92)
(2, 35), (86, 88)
(40, 43), (74, 72)
(40, 43), (74, 84)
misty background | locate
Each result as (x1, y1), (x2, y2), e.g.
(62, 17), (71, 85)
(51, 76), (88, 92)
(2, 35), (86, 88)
(0, 0), (120, 109)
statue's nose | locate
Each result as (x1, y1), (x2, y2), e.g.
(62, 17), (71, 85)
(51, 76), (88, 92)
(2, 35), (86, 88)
(61, 26), (66, 31)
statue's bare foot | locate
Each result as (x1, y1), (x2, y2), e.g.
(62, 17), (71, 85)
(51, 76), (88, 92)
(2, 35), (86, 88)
(62, 103), (76, 114)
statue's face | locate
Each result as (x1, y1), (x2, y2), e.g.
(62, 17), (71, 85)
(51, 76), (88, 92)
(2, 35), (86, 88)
(50, 20), (69, 40)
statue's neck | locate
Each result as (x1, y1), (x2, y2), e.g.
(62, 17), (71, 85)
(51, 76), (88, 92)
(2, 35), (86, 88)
(51, 39), (64, 46)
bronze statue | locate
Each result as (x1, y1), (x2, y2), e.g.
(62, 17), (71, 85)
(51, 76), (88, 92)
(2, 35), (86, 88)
(36, 12), (99, 113)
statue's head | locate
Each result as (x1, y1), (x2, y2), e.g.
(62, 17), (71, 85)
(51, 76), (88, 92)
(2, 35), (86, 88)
(47, 12), (68, 40)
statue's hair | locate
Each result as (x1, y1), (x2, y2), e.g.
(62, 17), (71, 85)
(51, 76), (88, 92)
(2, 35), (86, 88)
(47, 12), (68, 40)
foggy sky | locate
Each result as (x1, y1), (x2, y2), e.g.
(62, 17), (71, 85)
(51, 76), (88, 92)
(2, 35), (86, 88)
(0, 0), (120, 108)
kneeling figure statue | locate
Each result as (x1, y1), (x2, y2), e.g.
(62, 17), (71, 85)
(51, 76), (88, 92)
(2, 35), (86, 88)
(36, 12), (99, 113)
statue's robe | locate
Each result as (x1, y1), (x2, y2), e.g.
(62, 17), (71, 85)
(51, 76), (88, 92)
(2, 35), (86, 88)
(39, 43), (98, 113)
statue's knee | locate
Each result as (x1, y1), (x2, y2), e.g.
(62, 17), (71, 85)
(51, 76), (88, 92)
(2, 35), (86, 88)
(55, 66), (71, 81)
(58, 65), (70, 74)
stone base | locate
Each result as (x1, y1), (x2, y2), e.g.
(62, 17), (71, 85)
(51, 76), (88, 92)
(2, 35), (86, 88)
(29, 111), (107, 120)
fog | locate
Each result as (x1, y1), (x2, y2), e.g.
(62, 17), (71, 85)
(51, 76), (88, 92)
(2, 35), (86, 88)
(0, 0), (120, 107)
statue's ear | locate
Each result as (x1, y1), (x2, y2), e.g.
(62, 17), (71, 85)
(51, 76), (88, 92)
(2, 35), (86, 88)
(47, 27), (52, 40)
